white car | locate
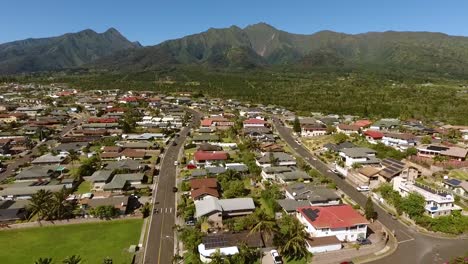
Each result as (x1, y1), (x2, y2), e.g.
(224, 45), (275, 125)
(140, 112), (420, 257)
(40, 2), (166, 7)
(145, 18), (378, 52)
(270, 250), (283, 264)
(357, 185), (370, 192)
(174, 161), (179, 166)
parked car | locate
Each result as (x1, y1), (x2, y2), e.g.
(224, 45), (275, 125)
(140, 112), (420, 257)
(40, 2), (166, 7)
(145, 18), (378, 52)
(356, 237), (372, 245)
(356, 185), (370, 192)
(270, 250), (283, 264)
(172, 187), (178, 192)
(185, 218), (196, 226)
(174, 161), (179, 166)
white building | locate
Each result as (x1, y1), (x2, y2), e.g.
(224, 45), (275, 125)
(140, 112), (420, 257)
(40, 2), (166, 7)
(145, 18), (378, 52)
(393, 176), (461, 218)
(339, 148), (379, 167)
(297, 205), (368, 242)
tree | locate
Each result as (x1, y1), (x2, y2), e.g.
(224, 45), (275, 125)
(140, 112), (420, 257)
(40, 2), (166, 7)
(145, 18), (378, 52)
(365, 196), (376, 220)
(420, 136), (432, 144)
(103, 257), (113, 264)
(250, 209), (278, 241)
(50, 188), (75, 220)
(275, 215), (310, 260)
(68, 149), (80, 166)
(141, 202), (151, 218)
(28, 189), (53, 221)
(293, 116), (301, 133)
(401, 192), (425, 219)
(352, 162), (362, 169)
(62, 255), (82, 264)
(35, 258), (53, 264)
(231, 243), (260, 264)
(178, 227), (202, 253)
(89, 205), (120, 219)
(333, 133), (348, 144)
(326, 125), (336, 135)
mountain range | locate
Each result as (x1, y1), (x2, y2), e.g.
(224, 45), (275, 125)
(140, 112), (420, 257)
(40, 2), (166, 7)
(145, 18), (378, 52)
(2, 23), (468, 76)
(0, 28), (140, 74)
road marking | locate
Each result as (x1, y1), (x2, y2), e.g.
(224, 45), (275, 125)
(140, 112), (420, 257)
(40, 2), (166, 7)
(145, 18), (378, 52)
(170, 207), (172, 213)
(398, 238), (415, 244)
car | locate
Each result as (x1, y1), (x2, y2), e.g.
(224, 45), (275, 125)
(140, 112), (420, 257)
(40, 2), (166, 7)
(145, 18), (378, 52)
(270, 250), (283, 264)
(356, 185), (370, 192)
(185, 217), (196, 226)
(174, 161), (179, 166)
(389, 212), (398, 220)
(332, 169), (339, 174)
(356, 237), (372, 245)
(172, 187), (178, 192)
(172, 141), (177, 146)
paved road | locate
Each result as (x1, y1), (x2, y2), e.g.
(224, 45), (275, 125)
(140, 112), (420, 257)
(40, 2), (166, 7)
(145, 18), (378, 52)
(143, 109), (201, 264)
(272, 117), (467, 264)
(0, 118), (82, 182)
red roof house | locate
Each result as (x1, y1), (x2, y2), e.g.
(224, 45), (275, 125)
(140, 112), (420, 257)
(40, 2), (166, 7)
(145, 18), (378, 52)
(352, 120), (373, 128)
(194, 151), (228, 162)
(243, 118), (267, 127)
(190, 178), (219, 200)
(364, 130), (384, 140)
(201, 119), (214, 127)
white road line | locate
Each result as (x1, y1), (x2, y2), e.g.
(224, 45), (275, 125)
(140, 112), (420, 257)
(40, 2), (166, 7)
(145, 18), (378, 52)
(398, 238), (415, 244)
(170, 207), (172, 213)
(165, 208), (168, 213)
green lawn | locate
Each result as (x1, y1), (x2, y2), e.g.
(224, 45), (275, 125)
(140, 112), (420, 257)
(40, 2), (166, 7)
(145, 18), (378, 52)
(0, 219), (143, 264)
(75, 181), (92, 194)
(449, 170), (468, 180)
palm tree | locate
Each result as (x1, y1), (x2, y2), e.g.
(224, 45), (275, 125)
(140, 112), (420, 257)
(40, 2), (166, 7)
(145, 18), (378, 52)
(231, 243), (260, 264)
(50, 188), (74, 220)
(62, 255), (82, 264)
(249, 209), (277, 241)
(68, 149), (80, 167)
(28, 189), (53, 221)
(276, 216), (310, 260)
(34, 258), (53, 264)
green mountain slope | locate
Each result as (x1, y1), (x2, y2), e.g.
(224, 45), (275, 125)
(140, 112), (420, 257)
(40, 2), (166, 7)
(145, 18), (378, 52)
(91, 23), (468, 76)
(0, 28), (140, 74)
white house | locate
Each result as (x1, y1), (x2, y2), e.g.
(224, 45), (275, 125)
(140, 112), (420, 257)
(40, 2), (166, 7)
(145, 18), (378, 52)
(297, 205), (368, 242)
(301, 126), (327, 137)
(339, 148), (379, 167)
(393, 176), (461, 218)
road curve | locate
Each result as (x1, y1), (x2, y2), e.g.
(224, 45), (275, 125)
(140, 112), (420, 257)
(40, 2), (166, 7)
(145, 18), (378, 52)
(271, 117), (467, 264)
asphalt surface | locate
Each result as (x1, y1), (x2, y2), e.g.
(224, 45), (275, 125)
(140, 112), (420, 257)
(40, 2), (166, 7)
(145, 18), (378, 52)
(0, 118), (81, 182)
(272, 117), (467, 264)
(143, 109), (201, 264)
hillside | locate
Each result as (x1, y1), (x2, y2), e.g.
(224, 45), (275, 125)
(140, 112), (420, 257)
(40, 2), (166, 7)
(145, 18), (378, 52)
(91, 23), (468, 76)
(0, 28), (140, 74)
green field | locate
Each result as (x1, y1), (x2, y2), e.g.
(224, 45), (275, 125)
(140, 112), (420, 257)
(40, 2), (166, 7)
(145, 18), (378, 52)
(0, 219), (143, 264)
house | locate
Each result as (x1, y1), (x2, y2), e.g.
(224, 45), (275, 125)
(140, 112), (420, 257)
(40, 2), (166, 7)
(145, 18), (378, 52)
(301, 125), (327, 137)
(87, 170), (114, 191)
(351, 120), (372, 129)
(305, 236), (342, 254)
(339, 148), (379, 167)
(261, 166), (293, 181)
(194, 197), (255, 228)
(31, 153), (67, 165)
(369, 119), (399, 131)
(192, 134), (220, 143)
(276, 171), (312, 184)
(104, 160), (144, 172)
(0, 184), (65, 200)
(443, 179), (468, 198)
(393, 177), (461, 218)
(190, 178), (219, 200)
(119, 149), (147, 160)
(336, 124), (360, 135)
(15, 165), (58, 182)
(54, 142), (89, 155)
(117, 141), (156, 150)
(0, 200), (28, 223)
(243, 118), (267, 128)
(323, 142), (355, 152)
(417, 145), (468, 161)
(363, 130), (384, 144)
(377, 158), (406, 182)
(102, 173), (145, 192)
(198, 232), (264, 263)
(194, 151), (228, 164)
(243, 127), (273, 141)
(284, 183), (340, 206)
(80, 196), (129, 216)
(296, 205), (369, 242)
(256, 152), (296, 168)
(382, 133), (416, 150)
(276, 199), (311, 214)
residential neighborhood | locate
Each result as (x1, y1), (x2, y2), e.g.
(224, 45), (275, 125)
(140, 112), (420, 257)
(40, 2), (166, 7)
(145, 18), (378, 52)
(0, 83), (467, 264)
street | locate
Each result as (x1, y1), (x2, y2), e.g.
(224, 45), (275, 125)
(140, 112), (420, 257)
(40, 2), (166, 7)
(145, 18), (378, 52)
(143, 109), (201, 264)
(272, 117), (467, 264)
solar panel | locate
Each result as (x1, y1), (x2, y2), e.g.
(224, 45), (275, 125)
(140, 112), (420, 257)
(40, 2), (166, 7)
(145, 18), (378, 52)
(303, 208), (319, 221)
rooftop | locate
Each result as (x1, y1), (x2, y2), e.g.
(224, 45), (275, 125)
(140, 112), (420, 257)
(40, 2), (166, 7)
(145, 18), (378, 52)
(298, 205), (368, 229)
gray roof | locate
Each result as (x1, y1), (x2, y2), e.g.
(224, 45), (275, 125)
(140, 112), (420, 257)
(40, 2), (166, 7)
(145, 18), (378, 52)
(103, 173), (144, 190)
(206, 166), (226, 175)
(31, 153), (66, 164)
(225, 164), (249, 172)
(88, 170), (113, 182)
(82, 123), (119, 128)
(195, 197), (255, 218)
(277, 171), (312, 181)
(285, 183), (340, 202)
(85, 196), (129, 208)
(191, 169), (208, 177)
(117, 141), (155, 149)
(263, 166), (293, 174)
(104, 160), (142, 171)
(257, 152), (295, 164)
(341, 147), (377, 158)
(0, 185), (64, 197)
(15, 165), (56, 180)
(54, 142), (88, 152)
(277, 199), (310, 213)
(192, 134), (220, 142)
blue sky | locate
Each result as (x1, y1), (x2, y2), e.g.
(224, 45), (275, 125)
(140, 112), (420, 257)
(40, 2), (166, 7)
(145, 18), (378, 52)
(1, 0), (467, 46)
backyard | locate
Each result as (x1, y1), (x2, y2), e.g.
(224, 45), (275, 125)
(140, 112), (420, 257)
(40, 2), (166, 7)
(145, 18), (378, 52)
(0, 219), (143, 264)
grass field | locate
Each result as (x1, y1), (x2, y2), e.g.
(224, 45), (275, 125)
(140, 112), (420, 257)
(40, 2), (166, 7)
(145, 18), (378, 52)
(74, 181), (92, 194)
(0, 219), (143, 264)
(449, 170), (468, 180)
